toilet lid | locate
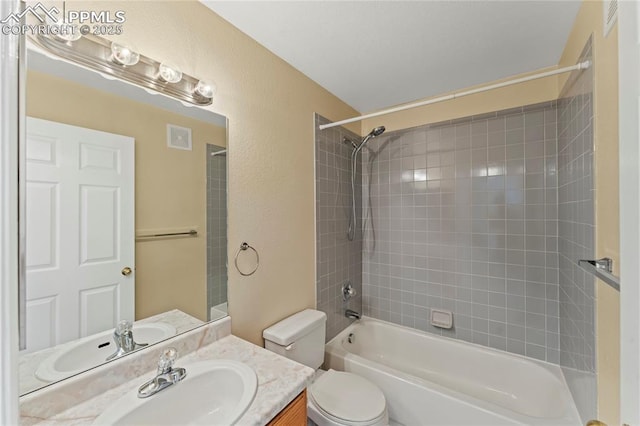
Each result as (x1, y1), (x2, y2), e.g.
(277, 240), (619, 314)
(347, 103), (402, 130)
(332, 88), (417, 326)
(309, 370), (386, 423)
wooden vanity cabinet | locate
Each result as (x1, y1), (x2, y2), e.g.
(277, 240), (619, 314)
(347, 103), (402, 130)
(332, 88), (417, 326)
(268, 390), (307, 425)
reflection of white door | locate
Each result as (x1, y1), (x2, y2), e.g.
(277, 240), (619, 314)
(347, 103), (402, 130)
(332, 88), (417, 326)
(24, 117), (135, 353)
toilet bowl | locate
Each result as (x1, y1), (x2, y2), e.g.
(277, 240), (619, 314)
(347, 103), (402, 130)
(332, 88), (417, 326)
(308, 369), (388, 426)
(263, 309), (389, 426)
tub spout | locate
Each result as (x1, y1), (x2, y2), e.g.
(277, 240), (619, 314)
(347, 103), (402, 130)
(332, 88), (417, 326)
(345, 309), (361, 320)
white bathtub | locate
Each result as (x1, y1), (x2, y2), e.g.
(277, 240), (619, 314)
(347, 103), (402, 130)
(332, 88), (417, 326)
(324, 317), (581, 426)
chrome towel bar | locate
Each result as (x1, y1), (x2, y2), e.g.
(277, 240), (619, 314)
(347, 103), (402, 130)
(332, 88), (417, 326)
(136, 229), (198, 239)
(578, 258), (620, 291)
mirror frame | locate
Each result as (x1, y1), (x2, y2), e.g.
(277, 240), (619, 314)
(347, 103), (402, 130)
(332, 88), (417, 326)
(1, 1), (23, 422)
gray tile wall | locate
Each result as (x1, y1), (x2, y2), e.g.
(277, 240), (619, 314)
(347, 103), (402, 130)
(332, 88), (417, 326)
(206, 144), (228, 318)
(360, 102), (561, 362)
(315, 114), (363, 341)
(558, 42), (595, 373)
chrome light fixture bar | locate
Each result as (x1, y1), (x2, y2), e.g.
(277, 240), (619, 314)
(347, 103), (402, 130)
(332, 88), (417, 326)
(28, 32), (214, 106)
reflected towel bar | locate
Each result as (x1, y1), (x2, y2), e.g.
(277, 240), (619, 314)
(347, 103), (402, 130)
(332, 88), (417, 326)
(578, 258), (620, 291)
(137, 230), (198, 239)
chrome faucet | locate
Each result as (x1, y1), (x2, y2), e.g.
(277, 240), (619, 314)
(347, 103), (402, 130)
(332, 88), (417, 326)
(345, 309), (361, 320)
(138, 347), (187, 398)
(342, 281), (357, 301)
(106, 320), (148, 361)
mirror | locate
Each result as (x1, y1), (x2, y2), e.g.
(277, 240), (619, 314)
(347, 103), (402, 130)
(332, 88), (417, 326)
(19, 47), (228, 395)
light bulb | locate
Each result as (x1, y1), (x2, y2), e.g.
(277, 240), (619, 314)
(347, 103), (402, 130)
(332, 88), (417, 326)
(46, 16), (81, 42)
(194, 80), (216, 99)
(110, 42), (140, 66)
(55, 24), (82, 42)
(158, 63), (183, 83)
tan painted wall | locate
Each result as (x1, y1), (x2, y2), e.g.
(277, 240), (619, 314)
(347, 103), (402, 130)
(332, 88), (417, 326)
(361, 67), (558, 133)
(558, 2), (620, 424)
(26, 69), (226, 322)
(55, 1), (360, 345)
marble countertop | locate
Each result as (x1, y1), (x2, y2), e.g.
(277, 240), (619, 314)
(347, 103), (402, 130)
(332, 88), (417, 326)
(19, 309), (204, 396)
(24, 334), (315, 426)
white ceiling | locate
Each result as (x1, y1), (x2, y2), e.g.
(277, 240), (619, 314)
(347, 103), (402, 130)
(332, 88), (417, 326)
(202, 1), (581, 113)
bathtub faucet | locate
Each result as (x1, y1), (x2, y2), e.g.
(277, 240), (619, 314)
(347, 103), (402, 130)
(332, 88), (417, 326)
(345, 309), (361, 320)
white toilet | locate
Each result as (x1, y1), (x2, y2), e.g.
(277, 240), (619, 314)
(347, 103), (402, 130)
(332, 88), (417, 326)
(263, 309), (389, 426)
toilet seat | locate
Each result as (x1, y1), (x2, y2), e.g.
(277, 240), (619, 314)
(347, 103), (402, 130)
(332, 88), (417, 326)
(309, 369), (387, 425)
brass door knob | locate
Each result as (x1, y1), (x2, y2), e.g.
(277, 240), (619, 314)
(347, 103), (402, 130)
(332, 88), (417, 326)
(121, 267), (133, 276)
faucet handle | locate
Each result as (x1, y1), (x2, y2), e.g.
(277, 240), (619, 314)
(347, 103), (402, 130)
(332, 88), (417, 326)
(342, 281), (357, 301)
(157, 347), (178, 374)
(115, 320), (132, 335)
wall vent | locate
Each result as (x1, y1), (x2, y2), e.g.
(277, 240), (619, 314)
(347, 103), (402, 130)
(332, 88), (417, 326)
(167, 124), (192, 151)
(603, 0), (618, 37)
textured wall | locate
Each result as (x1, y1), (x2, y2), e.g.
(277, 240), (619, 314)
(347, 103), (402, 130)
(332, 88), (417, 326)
(315, 115), (363, 341)
(361, 102), (560, 362)
(206, 145), (228, 318)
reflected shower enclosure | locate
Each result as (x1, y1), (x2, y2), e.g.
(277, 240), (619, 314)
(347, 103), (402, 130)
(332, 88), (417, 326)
(207, 145), (228, 320)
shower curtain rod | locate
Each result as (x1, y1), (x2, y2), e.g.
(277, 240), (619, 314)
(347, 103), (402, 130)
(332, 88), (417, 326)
(318, 61), (592, 131)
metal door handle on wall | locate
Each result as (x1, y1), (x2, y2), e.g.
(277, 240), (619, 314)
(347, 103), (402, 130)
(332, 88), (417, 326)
(234, 242), (259, 276)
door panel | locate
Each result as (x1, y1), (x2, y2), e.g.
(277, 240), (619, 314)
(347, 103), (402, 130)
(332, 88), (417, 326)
(79, 143), (121, 172)
(24, 117), (134, 352)
(26, 133), (57, 165)
(620, 1), (640, 422)
(24, 296), (57, 352)
(25, 182), (58, 270)
(80, 185), (119, 264)
(79, 284), (119, 336)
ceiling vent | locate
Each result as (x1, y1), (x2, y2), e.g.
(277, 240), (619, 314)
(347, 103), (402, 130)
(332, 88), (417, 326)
(603, 0), (618, 37)
(167, 124), (192, 151)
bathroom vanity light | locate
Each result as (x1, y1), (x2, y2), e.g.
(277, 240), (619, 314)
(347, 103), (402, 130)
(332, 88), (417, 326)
(195, 80), (216, 99)
(45, 16), (82, 42)
(158, 63), (183, 84)
(28, 32), (215, 106)
(110, 42), (140, 66)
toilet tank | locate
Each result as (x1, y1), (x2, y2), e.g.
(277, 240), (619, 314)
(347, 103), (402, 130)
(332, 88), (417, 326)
(263, 309), (327, 369)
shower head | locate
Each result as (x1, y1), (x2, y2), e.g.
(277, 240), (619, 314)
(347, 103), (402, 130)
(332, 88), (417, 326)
(341, 126), (386, 155)
(356, 126), (386, 152)
(369, 126), (386, 137)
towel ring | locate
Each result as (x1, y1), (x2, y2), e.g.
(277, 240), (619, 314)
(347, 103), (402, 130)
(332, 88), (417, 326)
(234, 242), (259, 276)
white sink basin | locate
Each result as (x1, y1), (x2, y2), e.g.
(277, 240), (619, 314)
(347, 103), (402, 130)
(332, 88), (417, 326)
(93, 360), (258, 426)
(35, 322), (176, 382)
